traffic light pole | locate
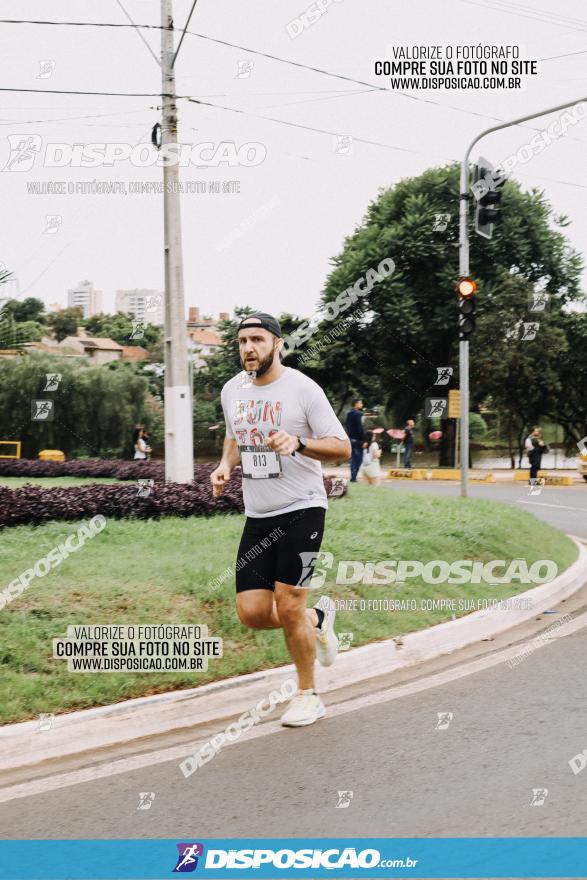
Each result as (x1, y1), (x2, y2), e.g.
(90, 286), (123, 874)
(161, 0), (194, 483)
(458, 155), (470, 499)
(458, 94), (586, 498)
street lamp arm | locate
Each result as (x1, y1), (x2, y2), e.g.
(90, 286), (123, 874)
(461, 95), (587, 191)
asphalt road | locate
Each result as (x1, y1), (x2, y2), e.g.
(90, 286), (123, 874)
(1, 591), (586, 841)
(381, 480), (587, 540)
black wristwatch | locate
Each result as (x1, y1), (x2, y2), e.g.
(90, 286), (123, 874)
(295, 436), (307, 455)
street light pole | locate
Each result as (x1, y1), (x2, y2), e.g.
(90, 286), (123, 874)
(458, 94), (586, 498)
(161, 0), (194, 483)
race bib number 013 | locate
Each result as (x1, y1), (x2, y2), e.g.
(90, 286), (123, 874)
(240, 445), (282, 479)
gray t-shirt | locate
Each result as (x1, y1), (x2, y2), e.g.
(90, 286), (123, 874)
(221, 367), (348, 518)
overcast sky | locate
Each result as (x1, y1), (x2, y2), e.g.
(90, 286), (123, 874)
(1, 0), (586, 319)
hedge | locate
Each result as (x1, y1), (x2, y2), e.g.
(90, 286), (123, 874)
(0, 462), (346, 527)
(0, 458), (164, 481)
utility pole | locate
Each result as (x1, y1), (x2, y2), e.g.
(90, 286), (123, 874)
(161, 0), (194, 483)
(458, 94), (586, 498)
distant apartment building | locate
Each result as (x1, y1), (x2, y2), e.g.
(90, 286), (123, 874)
(115, 288), (164, 326)
(67, 280), (102, 318)
(187, 307), (229, 369)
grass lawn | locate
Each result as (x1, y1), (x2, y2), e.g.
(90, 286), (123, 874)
(0, 477), (120, 488)
(0, 484), (578, 724)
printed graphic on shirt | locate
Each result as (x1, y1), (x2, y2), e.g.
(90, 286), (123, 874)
(233, 398), (282, 447)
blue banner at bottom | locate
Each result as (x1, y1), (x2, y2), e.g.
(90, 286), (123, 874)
(0, 838), (585, 879)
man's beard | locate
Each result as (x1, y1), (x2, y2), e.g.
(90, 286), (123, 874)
(241, 344), (277, 378)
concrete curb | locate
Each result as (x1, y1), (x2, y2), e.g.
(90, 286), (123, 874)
(1, 538), (585, 776)
(386, 468), (578, 484)
(388, 467), (495, 482)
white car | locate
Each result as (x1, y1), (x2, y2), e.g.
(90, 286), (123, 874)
(579, 454), (587, 482)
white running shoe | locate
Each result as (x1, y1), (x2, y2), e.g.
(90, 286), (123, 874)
(280, 690), (326, 727)
(314, 595), (338, 666)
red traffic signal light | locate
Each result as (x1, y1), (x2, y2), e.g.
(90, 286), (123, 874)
(456, 278), (477, 340)
(457, 278), (477, 299)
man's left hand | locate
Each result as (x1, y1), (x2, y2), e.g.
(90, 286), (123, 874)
(267, 431), (299, 456)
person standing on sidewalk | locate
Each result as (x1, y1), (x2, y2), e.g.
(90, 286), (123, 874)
(527, 427), (548, 484)
(524, 426), (540, 456)
(210, 312), (351, 727)
(345, 398), (365, 482)
(360, 430), (382, 486)
(403, 419), (415, 469)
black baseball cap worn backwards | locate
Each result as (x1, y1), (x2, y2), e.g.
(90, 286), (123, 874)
(237, 312), (282, 338)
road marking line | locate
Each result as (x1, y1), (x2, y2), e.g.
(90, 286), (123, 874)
(1, 612), (586, 805)
(517, 500), (587, 513)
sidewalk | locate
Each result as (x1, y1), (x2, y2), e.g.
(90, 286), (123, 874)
(325, 464), (581, 483)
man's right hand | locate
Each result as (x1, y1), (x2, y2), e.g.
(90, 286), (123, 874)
(210, 463), (232, 498)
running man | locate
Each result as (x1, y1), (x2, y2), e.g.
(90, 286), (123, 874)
(210, 312), (351, 727)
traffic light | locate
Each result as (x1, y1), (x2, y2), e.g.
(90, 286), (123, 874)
(457, 277), (476, 341)
(473, 157), (504, 240)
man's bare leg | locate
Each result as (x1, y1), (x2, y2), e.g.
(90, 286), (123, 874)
(274, 582), (316, 691)
(236, 589), (318, 629)
(236, 586), (318, 690)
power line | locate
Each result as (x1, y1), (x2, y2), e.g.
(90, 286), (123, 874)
(515, 169), (587, 190)
(184, 96), (432, 158)
(0, 108), (153, 126)
(1, 84), (585, 153)
(3, 15), (587, 186)
(540, 49), (587, 62)
(3, 14), (583, 140)
(0, 87), (170, 97)
(0, 18), (164, 29)
(114, 0), (160, 67)
(461, 0), (587, 31)
(172, 0), (199, 67)
(178, 28), (587, 143)
(0, 16), (556, 127)
(2, 87), (582, 179)
(184, 94), (587, 189)
(260, 88), (376, 111)
(181, 28), (505, 122)
(0, 91), (368, 125)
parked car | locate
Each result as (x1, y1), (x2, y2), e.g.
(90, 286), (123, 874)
(578, 453), (587, 482)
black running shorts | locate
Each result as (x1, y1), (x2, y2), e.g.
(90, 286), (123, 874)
(235, 506), (326, 592)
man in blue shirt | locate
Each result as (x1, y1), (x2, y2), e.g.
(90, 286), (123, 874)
(345, 398), (365, 482)
(403, 419), (415, 468)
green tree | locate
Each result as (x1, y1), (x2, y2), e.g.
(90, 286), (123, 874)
(47, 307), (84, 342)
(194, 308), (384, 427)
(308, 164), (582, 463)
(473, 276), (568, 466)
(83, 312), (161, 348)
(0, 356), (153, 458)
(468, 412), (488, 441)
(0, 301), (18, 349)
(544, 308), (587, 451)
(13, 297), (46, 324)
(0, 300), (46, 346)
(15, 321), (44, 343)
